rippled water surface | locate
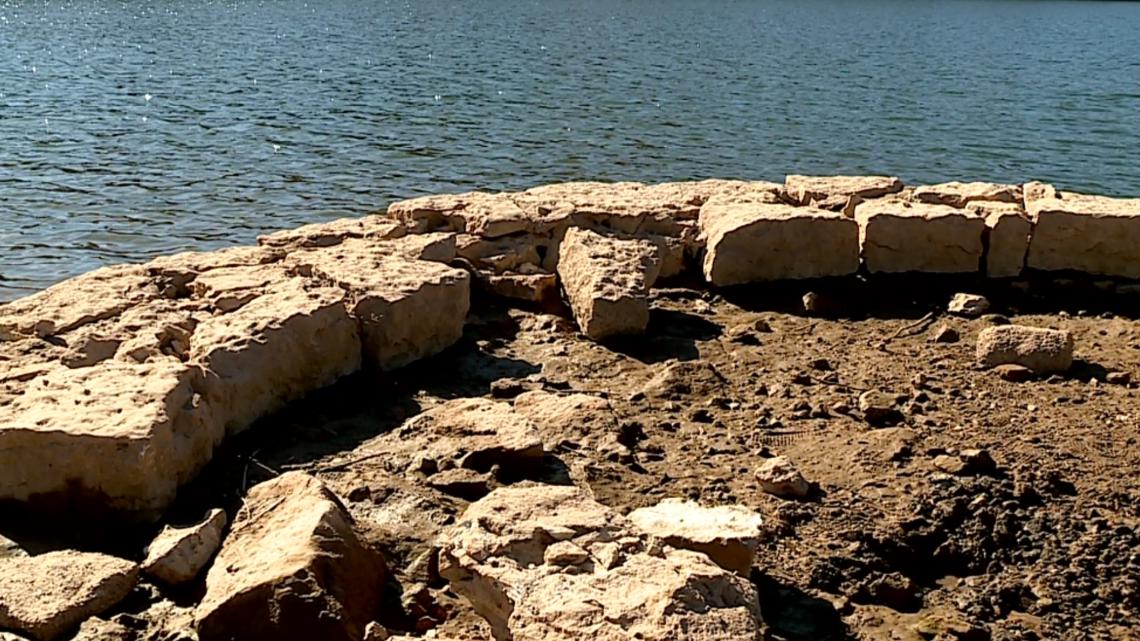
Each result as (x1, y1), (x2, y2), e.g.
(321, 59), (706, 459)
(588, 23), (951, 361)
(2, 0), (1140, 299)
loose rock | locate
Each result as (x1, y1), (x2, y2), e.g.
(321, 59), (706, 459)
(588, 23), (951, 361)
(143, 509), (228, 586)
(757, 455), (811, 498)
(858, 390), (904, 427)
(931, 324), (960, 343)
(948, 293), (990, 317)
(976, 325), (1074, 374)
(0, 551), (138, 641)
(627, 498), (764, 575)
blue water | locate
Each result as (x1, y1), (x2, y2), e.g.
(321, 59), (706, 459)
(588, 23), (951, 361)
(2, 0), (1139, 299)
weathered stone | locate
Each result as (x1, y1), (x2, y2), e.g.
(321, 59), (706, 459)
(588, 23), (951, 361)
(191, 279), (361, 436)
(1026, 194), (1140, 278)
(257, 215), (406, 250)
(1022, 181), (1057, 206)
(71, 617), (131, 641)
(557, 227), (660, 340)
(756, 456), (811, 498)
(474, 271), (558, 303)
(143, 508), (228, 585)
(628, 498), (764, 575)
(912, 182), (1020, 208)
(972, 202), (1031, 278)
(147, 245), (284, 295)
(0, 265), (156, 340)
(931, 324), (960, 344)
(388, 191), (532, 238)
(784, 175), (903, 208)
(976, 325), (1074, 373)
(455, 235), (541, 274)
(190, 263), (291, 313)
(513, 390), (618, 452)
(438, 484), (763, 641)
(0, 551), (138, 641)
(196, 472), (386, 641)
(0, 534), (25, 560)
(0, 359), (210, 514)
(354, 398), (544, 476)
(855, 200), (985, 273)
(994, 363), (1034, 382)
(698, 200), (860, 285)
(289, 240), (470, 369)
(948, 293), (990, 317)
(858, 390), (904, 427)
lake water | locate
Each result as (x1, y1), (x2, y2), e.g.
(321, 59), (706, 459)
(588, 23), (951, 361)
(2, 0), (1139, 300)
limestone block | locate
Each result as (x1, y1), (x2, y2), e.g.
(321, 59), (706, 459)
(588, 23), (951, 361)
(388, 191), (532, 238)
(912, 181), (1021, 208)
(1022, 181), (1057, 207)
(190, 279), (361, 436)
(0, 265), (156, 340)
(855, 200), (985, 274)
(257, 215), (406, 251)
(627, 498), (764, 575)
(784, 175), (903, 207)
(970, 202), (1031, 278)
(557, 228), (660, 340)
(474, 271), (558, 303)
(699, 200), (859, 285)
(143, 508), (228, 585)
(190, 263), (291, 313)
(0, 551), (138, 641)
(438, 484), (763, 641)
(456, 235), (541, 273)
(290, 240), (470, 369)
(196, 473), (386, 641)
(0, 359), (211, 514)
(976, 325), (1074, 374)
(147, 245), (284, 295)
(1026, 194), (1140, 278)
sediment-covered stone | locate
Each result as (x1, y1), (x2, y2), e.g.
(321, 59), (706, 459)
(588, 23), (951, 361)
(627, 498), (764, 575)
(784, 175), (903, 209)
(0, 359), (210, 513)
(970, 202), (1031, 278)
(912, 182), (1021, 208)
(855, 200), (985, 273)
(0, 551), (138, 641)
(699, 200), (860, 285)
(191, 279), (361, 436)
(196, 472), (386, 641)
(438, 484), (763, 641)
(257, 215), (406, 250)
(289, 240), (470, 369)
(976, 325), (1074, 373)
(557, 227), (660, 340)
(143, 508), (228, 585)
(1026, 194), (1140, 278)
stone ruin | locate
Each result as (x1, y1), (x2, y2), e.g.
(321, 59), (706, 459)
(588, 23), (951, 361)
(0, 175), (1138, 640)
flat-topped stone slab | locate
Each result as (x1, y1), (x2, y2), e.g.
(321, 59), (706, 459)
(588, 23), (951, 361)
(0, 265), (157, 340)
(1027, 193), (1140, 278)
(784, 174), (903, 210)
(912, 181), (1021, 208)
(855, 199), (986, 274)
(699, 199), (859, 285)
(257, 214), (406, 251)
(557, 227), (660, 340)
(388, 191), (532, 238)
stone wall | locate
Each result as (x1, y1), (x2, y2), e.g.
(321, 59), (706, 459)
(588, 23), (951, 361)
(1, 175), (1137, 517)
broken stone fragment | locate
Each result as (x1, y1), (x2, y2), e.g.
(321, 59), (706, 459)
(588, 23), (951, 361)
(474, 270), (558, 304)
(976, 325), (1074, 374)
(71, 617), (131, 641)
(947, 293), (990, 317)
(698, 200), (859, 285)
(257, 214), (406, 251)
(455, 234), (542, 273)
(756, 455), (811, 498)
(855, 200), (986, 274)
(557, 227), (660, 340)
(388, 191), (533, 237)
(0, 551), (138, 641)
(1026, 193), (1140, 278)
(784, 174), (903, 208)
(858, 390), (904, 427)
(190, 263), (291, 313)
(437, 484), (763, 641)
(143, 508), (228, 585)
(287, 240), (470, 369)
(627, 498), (764, 575)
(931, 323), (960, 344)
(196, 472), (386, 641)
(911, 181), (1021, 208)
(191, 278), (361, 436)
(971, 201), (1031, 278)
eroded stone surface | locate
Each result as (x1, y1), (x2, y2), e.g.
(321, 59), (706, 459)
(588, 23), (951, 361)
(0, 551), (138, 641)
(289, 240), (470, 369)
(557, 227), (660, 340)
(627, 498), (764, 575)
(699, 200), (859, 285)
(976, 325), (1074, 374)
(970, 202), (1031, 278)
(196, 472), (386, 641)
(1027, 194), (1140, 278)
(257, 215), (406, 251)
(438, 484), (763, 641)
(856, 200), (985, 274)
(784, 175), (903, 208)
(143, 508), (228, 585)
(0, 265), (156, 340)
(388, 191), (533, 238)
(912, 182), (1021, 208)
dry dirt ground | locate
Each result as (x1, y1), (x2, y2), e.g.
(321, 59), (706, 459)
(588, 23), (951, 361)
(7, 274), (1140, 641)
